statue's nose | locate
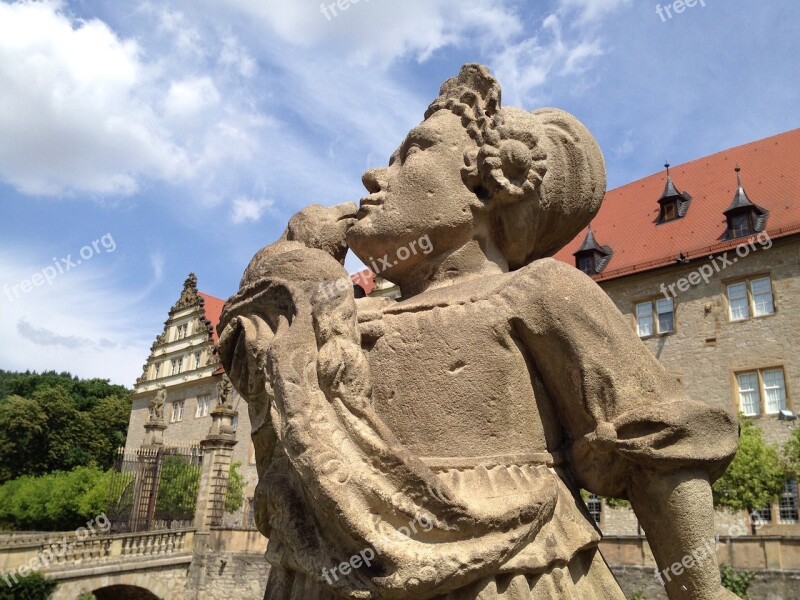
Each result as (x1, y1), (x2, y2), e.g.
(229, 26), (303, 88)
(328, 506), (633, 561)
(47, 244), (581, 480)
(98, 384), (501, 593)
(362, 168), (387, 194)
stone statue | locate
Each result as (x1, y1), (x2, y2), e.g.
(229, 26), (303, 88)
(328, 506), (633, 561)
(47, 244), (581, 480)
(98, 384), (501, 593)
(217, 374), (235, 409)
(218, 64), (739, 600)
(149, 384), (166, 422)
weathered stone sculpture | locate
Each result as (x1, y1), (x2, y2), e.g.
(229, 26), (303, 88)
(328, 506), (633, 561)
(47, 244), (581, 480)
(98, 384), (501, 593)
(218, 64), (739, 599)
(149, 384), (166, 423)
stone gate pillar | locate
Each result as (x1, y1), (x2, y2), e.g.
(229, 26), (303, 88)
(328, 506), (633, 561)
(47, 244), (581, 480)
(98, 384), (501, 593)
(193, 402), (238, 531)
(131, 413), (168, 532)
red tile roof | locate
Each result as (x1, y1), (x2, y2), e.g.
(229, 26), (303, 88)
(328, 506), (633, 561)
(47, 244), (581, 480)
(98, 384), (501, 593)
(554, 129), (800, 281)
(351, 269), (377, 295)
(198, 292), (225, 343)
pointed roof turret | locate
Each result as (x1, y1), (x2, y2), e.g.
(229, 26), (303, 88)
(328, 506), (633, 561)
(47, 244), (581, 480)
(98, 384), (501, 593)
(723, 165), (769, 235)
(573, 224), (613, 274)
(657, 162), (692, 222)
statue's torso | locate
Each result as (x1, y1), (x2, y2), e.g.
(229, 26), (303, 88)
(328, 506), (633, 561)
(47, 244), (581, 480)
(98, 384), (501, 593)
(360, 273), (563, 461)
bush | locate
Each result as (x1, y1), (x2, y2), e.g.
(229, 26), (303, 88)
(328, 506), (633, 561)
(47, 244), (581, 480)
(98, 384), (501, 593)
(720, 564), (755, 599)
(0, 571), (57, 600)
(0, 467), (114, 531)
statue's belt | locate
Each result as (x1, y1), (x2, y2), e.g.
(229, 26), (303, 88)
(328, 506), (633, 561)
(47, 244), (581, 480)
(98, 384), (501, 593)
(419, 451), (564, 471)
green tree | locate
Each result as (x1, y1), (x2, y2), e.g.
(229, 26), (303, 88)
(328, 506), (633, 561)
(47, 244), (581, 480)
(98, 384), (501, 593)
(0, 371), (132, 481)
(784, 426), (800, 476)
(225, 462), (246, 514)
(155, 456), (201, 521)
(713, 418), (786, 531)
(0, 396), (48, 482)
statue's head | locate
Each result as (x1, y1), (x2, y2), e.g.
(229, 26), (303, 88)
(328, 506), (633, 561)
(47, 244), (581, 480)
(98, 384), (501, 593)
(346, 64), (606, 277)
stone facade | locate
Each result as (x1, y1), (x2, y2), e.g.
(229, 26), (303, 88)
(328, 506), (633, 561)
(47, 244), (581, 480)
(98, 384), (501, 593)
(126, 274), (258, 524)
(591, 233), (800, 535)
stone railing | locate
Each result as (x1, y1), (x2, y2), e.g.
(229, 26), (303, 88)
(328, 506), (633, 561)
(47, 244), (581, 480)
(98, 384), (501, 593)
(0, 529), (195, 573)
(600, 535), (800, 571)
(120, 529), (191, 557)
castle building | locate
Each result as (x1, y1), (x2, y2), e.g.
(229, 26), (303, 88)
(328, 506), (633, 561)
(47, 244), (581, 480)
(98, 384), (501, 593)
(125, 274), (257, 525)
(553, 128), (800, 534)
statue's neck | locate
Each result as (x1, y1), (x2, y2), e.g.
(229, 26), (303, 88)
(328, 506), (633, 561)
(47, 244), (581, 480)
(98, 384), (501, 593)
(398, 237), (507, 298)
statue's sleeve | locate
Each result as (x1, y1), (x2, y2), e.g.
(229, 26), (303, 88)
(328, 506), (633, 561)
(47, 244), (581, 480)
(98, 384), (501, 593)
(501, 258), (738, 499)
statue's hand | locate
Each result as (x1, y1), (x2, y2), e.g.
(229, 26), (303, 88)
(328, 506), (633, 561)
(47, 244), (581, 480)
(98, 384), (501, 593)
(283, 202), (358, 264)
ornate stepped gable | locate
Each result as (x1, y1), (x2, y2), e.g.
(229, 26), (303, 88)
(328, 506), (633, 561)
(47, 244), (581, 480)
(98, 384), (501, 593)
(135, 273), (223, 388)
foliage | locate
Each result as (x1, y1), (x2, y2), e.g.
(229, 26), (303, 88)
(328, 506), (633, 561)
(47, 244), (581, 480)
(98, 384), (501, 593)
(0, 371), (131, 483)
(0, 466), (114, 531)
(155, 456), (201, 521)
(627, 590), (644, 600)
(719, 564), (755, 599)
(0, 571), (57, 600)
(712, 418), (786, 513)
(225, 462), (246, 514)
(784, 426), (800, 477)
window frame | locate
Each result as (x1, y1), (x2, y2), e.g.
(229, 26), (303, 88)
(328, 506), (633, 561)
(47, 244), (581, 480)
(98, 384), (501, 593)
(170, 400), (185, 423)
(195, 394), (211, 418)
(779, 478), (799, 524)
(734, 366), (789, 417)
(634, 297), (675, 338)
(726, 275), (775, 322)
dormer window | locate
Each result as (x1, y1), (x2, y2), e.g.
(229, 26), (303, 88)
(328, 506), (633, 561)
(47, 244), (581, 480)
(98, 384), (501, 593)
(724, 166), (768, 239)
(577, 255), (595, 275)
(657, 163), (691, 224)
(573, 226), (613, 275)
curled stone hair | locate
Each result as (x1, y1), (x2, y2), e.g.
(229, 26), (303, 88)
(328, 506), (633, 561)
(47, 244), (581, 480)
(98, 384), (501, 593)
(425, 64), (607, 269)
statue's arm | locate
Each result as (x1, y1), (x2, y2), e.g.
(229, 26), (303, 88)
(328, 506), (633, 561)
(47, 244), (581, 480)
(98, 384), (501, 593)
(503, 258), (739, 600)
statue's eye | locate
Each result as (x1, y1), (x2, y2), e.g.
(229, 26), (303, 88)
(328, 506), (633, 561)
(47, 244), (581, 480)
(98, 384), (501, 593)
(404, 143), (422, 162)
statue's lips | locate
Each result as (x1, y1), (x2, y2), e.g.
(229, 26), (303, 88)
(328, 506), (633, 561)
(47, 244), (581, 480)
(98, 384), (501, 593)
(355, 193), (384, 218)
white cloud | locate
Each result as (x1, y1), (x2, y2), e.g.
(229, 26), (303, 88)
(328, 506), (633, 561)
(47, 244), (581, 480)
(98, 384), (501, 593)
(0, 246), (163, 386)
(558, 0), (633, 24)
(231, 197), (273, 224)
(215, 0), (522, 67)
(0, 1), (267, 200)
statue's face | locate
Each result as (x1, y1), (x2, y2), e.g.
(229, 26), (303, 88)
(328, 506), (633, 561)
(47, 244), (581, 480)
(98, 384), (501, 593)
(346, 110), (478, 281)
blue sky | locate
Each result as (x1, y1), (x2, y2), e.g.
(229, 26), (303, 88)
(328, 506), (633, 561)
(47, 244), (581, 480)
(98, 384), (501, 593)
(0, 0), (798, 385)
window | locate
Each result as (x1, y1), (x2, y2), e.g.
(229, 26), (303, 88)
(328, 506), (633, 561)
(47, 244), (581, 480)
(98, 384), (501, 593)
(636, 302), (653, 337)
(656, 298), (674, 333)
(662, 201), (677, 222)
(194, 351), (203, 369)
(246, 498), (256, 529)
(751, 277), (774, 317)
(152, 362), (161, 380)
(636, 298), (674, 337)
(231, 414), (239, 432)
(730, 213), (752, 238)
(727, 276), (774, 321)
(727, 282), (749, 321)
(751, 506), (772, 525)
(171, 356), (184, 375)
(736, 368), (787, 416)
(176, 323), (188, 340)
(171, 400), (185, 423)
(196, 394), (211, 418)
(586, 493), (602, 524)
(779, 479), (799, 524)
(577, 255), (594, 275)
